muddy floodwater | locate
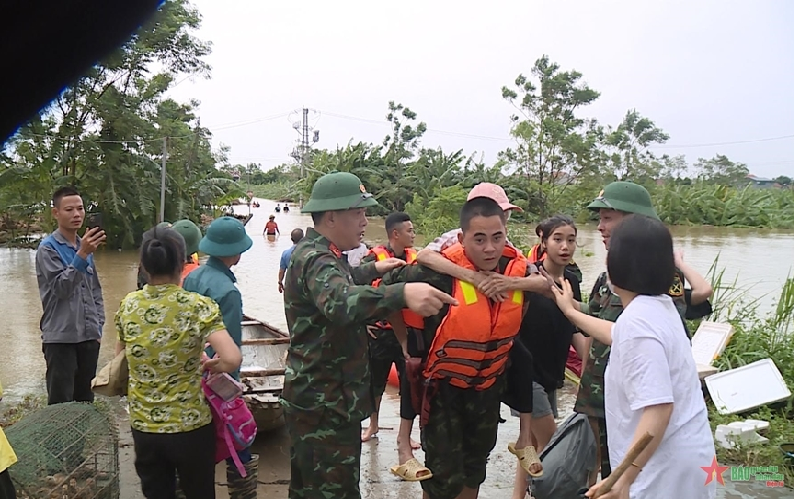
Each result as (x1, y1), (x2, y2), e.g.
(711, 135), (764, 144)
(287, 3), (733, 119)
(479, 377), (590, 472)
(1, 198), (793, 498)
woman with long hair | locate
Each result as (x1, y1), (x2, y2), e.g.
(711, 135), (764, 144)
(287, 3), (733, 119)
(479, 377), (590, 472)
(115, 226), (242, 499)
(549, 214), (716, 499)
(509, 215), (590, 499)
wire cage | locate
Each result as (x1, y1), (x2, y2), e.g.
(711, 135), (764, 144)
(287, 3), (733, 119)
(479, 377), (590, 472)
(4, 402), (119, 499)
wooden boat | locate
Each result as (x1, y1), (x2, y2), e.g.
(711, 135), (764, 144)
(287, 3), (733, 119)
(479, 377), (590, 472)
(240, 315), (290, 432)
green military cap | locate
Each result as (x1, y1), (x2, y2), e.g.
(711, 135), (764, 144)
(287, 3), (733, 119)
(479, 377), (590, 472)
(156, 221), (172, 229)
(199, 216), (253, 257)
(301, 172), (379, 213)
(588, 181), (659, 220)
(171, 219), (202, 256)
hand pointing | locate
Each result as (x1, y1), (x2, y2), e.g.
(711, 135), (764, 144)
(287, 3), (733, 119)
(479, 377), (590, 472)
(404, 283), (458, 317)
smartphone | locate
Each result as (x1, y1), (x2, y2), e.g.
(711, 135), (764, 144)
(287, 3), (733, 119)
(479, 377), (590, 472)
(86, 212), (103, 231)
(205, 372), (244, 401)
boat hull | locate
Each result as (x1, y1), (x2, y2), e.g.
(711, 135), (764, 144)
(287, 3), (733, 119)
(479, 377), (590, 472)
(240, 315), (289, 432)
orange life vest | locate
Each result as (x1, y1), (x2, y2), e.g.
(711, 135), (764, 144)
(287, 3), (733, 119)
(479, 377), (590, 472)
(527, 244), (545, 264)
(424, 243), (527, 390)
(179, 258), (200, 286)
(370, 246), (425, 330)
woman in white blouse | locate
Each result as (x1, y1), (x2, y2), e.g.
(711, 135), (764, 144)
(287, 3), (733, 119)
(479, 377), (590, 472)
(549, 214), (716, 499)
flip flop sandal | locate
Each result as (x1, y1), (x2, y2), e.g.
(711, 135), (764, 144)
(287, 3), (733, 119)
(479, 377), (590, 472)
(389, 458), (434, 482)
(508, 442), (543, 477)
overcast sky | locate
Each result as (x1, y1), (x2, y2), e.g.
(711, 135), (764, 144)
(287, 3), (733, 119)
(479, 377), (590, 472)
(167, 0), (794, 179)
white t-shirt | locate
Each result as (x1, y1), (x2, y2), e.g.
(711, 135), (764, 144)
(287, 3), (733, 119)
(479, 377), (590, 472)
(343, 243), (369, 268)
(605, 295), (716, 499)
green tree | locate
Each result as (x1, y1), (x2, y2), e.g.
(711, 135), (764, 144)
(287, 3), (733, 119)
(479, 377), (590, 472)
(1, 0), (240, 248)
(498, 55), (602, 216)
(605, 109), (670, 183)
(774, 175), (792, 186)
(694, 155), (750, 186)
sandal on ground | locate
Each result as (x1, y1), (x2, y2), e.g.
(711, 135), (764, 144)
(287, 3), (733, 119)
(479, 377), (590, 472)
(389, 458), (434, 482)
(508, 442), (543, 478)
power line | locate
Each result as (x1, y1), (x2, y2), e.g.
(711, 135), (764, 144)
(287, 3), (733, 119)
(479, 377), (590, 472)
(321, 111), (512, 142)
(12, 111), (292, 144)
(651, 134), (794, 149)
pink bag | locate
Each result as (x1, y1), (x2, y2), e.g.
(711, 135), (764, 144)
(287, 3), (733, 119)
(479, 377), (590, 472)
(201, 378), (257, 477)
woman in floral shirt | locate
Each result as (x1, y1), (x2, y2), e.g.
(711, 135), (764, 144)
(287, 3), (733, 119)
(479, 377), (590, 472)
(116, 226), (241, 499)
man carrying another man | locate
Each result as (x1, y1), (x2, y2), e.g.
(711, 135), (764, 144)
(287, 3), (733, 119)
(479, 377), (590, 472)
(381, 196), (536, 499)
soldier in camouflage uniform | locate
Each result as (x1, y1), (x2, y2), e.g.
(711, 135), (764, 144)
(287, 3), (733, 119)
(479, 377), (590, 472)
(280, 172), (456, 499)
(574, 181), (712, 484)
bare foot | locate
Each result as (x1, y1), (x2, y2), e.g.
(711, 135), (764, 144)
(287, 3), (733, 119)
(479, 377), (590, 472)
(410, 438), (421, 450)
(361, 424), (378, 442)
(397, 440), (416, 465)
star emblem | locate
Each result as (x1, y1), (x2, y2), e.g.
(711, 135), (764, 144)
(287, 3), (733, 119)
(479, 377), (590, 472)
(701, 456), (729, 486)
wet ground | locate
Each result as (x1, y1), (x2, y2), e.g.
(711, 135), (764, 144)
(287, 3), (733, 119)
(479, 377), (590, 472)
(118, 383), (789, 499)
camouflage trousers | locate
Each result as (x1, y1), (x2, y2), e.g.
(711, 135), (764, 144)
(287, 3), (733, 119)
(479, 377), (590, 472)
(595, 417), (611, 479)
(420, 378), (504, 499)
(285, 411), (362, 499)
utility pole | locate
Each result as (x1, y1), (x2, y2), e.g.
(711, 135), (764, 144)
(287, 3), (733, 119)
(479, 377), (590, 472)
(290, 108), (320, 208)
(160, 137), (167, 223)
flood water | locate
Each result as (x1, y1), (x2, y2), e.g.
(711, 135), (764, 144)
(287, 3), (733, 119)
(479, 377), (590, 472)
(2, 197), (793, 498)
(1, 198), (793, 398)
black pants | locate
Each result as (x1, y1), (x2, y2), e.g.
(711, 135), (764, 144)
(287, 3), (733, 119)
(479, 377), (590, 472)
(399, 327), (423, 420)
(43, 340), (100, 405)
(132, 424), (216, 499)
(0, 470), (15, 499)
(502, 340), (534, 414)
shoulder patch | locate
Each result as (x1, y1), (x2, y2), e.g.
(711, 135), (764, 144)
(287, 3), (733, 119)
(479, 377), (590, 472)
(668, 273), (684, 297)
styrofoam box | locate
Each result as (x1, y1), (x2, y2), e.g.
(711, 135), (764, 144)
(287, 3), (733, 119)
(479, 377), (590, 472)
(705, 358), (791, 415)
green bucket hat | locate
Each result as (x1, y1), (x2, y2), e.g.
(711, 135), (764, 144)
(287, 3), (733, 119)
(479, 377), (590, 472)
(171, 219), (202, 256)
(199, 216), (253, 257)
(587, 181), (659, 220)
(301, 172), (379, 213)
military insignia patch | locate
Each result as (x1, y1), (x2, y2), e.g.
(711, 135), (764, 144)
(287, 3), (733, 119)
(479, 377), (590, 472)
(360, 184), (367, 193)
(669, 273), (684, 297)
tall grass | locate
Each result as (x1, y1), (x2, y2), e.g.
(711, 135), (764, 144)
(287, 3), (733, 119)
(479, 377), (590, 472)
(703, 258), (794, 483)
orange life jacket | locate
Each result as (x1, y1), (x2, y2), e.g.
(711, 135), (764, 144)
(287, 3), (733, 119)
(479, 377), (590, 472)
(179, 259), (200, 286)
(527, 244), (545, 264)
(370, 246), (425, 330)
(424, 243), (527, 390)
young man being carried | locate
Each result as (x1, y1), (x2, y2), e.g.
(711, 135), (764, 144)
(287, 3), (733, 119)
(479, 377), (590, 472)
(359, 213), (430, 481)
(381, 197), (535, 499)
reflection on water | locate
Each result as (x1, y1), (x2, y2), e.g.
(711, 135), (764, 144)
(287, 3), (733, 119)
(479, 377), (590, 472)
(1, 198), (792, 398)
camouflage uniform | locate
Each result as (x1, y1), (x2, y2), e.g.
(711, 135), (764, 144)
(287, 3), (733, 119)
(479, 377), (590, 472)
(381, 257), (521, 499)
(281, 172), (409, 499)
(575, 181), (691, 478)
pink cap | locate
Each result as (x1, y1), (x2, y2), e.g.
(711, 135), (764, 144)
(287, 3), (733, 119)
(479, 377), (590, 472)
(466, 183), (522, 212)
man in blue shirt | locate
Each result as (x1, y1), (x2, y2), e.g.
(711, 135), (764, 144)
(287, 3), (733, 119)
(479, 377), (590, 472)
(278, 228), (304, 293)
(182, 216), (256, 499)
(35, 186), (106, 405)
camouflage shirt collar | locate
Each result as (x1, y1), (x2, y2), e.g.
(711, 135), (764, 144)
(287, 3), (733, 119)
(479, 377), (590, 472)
(306, 227), (342, 258)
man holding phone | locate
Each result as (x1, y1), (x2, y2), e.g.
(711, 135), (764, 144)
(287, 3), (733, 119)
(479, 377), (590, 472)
(35, 186), (106, 405)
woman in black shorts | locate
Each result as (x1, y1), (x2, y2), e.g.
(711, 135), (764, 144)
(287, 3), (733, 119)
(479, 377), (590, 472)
(508, 214), (589, 499)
